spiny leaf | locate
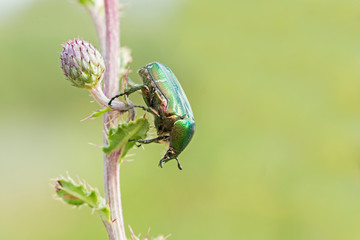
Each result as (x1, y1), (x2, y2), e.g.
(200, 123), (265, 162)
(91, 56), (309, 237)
(103, 118), (150, 159)
(128, 226), (170, 240)
(54, 175), (110, 221)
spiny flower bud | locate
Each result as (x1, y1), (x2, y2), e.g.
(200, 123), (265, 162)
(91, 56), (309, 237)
(60, 39), (105, 89)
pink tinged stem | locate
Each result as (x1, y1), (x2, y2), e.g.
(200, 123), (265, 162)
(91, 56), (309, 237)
(102, 0), (126, 240)
(90, 85), (126, 110)
(89, 9), (106, 54)
(103, 150), (125, 240)
(104, 0), (120, 97)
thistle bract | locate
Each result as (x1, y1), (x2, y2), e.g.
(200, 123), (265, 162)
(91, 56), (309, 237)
(60, 39), (105, 89)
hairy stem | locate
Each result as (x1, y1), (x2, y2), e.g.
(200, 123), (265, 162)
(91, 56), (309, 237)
(88, 8), (106, 54)
(102, 0), (126, 239)
(104, 0), (120, 95)
(103, 151), (126, 240)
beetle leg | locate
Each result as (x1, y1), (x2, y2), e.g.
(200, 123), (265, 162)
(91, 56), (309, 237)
(158, 158), (165, 168)
(108, 84), (146, 105)
(129, 135), (169, 145)
(121, 105), (160, 117)
(175, 158), (183, 170)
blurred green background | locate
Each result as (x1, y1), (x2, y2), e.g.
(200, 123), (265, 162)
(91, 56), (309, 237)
(2, 0), (360, 239)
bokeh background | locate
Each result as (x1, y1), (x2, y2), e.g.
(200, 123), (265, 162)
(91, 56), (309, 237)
(2, 0), (360, 239)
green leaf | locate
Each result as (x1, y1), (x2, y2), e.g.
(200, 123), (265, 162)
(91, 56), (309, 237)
(78, 0), (95, 6)
(103, 118), (150, 159)
(92, 107), (111, 117)
(55, 175), (110, 221)
(81, 107), (111, 121)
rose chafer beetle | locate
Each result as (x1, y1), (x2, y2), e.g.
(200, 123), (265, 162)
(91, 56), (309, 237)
(109, 62), (195, 170)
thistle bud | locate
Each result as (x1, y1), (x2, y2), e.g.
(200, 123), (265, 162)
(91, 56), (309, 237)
(60, 39), (105, 89)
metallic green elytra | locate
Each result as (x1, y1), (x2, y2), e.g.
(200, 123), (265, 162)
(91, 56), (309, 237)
(109, 62), (195, 170)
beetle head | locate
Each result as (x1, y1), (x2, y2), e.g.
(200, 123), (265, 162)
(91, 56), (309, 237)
(159, 148), (182, 170)
(158, 118), (195, 170)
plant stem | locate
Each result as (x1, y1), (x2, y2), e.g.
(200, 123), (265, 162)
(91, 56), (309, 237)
(103, 151), (126, 240)
(102, 0), (126, 239)
(88, 8), (106, 54)
(90, 84), (127, 111)
(104, 0), (120, 95)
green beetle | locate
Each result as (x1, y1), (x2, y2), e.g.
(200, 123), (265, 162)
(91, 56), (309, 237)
(109, 62), (195, 170)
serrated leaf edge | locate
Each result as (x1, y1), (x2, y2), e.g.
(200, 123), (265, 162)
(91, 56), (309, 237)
(103, 118), (149, 155)
(54, 176), (110, 221)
